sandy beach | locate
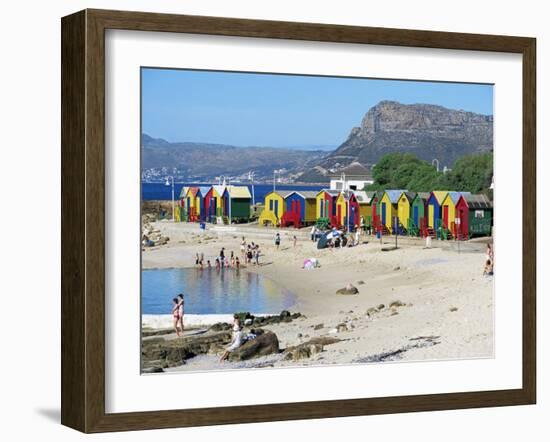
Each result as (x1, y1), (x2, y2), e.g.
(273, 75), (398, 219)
(142, 220), (494, 372)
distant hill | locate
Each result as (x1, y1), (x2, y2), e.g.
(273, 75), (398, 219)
(297, 101), (493, 182)
(141, 135), (328, 182)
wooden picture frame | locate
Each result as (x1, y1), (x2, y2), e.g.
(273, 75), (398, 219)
(61, 9), (536, 433)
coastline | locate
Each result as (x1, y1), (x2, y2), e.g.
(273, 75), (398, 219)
(141, 221), (494, 371)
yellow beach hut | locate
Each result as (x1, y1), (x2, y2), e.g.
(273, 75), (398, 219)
(258, 190), (293, 226)
(397, 191), (416, 231)
(185, 187), (201, 222)
(336, 192), (348, 228)
(380, 190), (407, 233)
(441, 191), (470, 237)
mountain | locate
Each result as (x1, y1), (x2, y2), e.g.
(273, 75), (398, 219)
(307, 101), (493, 176)
(141, 135), (328, 182)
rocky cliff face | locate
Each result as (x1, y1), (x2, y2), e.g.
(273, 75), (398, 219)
(320, 100), (493, 169)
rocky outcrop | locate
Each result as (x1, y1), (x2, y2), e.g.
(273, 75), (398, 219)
(228, 329), (280, 361)
(142, 331), (232, 370)
(319, 100), (493, 169)
(283, 336), (341, 361)
(336, 284), (359, 295)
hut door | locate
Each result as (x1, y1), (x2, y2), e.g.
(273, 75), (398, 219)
(413, 206), (419, 226)
(443, 205), (449, 227)
(428, 205), (434, 228)
(297, 200), (301, 216)
(337, 204), (342, 224)
(381, 202), (386, 225)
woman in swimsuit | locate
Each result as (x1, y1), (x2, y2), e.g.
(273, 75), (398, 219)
(172, 297), (182, 337)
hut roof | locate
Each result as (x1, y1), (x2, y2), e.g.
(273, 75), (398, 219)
(267, 190), (295, 199)
(447, 191), (471, 205)
(431, 191), (449, 205)
(384, 190), (408, 204)
(212, 185), (226, 196)
(225, 185), (252, 199)
(400, 191), (417, 203)
(198, 186), (210, 196)
(464, 193), (493, 209)
(178, 186), (189, 199)
(187, 187), (199, 197)
(318, 189), (340, 197)
(352, 190), (371, 204)
(287, 190), (318, 200)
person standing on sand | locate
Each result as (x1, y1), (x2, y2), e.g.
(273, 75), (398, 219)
(275, 233), (281, 250)
(310, 225), (316, 241)
(177, 294), (185, 334)
(220, 314), (243, 362)
(215, 258), (221, 271)
(172, 297), (182, 337)
(219, 248), (225, 268)
(255, 247), (261, 266)
(240, 237), (246, 258)
(293, 235), (297, 247)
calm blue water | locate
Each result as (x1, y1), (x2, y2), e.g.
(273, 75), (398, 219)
(142, 182), (324, 203)
(142, 268), (296, 315)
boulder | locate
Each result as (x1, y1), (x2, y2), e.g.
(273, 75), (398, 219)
(389, 300), (406, 308)
(283, 336), (341, 361)
(228, 330), (279, 361)
(142, 366), (165, 374)
(336, 284), (359, 295)
(141, 331), (232, 368)
(336, 323), (348, 332)
(313, 323), (324, 330)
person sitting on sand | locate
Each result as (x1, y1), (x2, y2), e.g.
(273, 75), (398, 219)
(483, 259), (494, 276)
(275, 233), (281, 250)
(220, 314), (243, 362)
(172, 297), (182, 337)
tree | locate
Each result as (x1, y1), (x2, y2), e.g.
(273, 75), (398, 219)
(365, 152), (493, 195)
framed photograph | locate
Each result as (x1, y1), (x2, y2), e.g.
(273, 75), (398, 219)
(61, 9), (536, 433)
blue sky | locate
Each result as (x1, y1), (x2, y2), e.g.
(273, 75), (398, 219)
(141, 68), (493, 148)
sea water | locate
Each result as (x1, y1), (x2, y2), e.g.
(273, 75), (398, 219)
(142, 267), (296, 316)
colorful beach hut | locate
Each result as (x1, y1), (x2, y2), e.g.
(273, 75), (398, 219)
(259, 190), (292, 226)
(455, 194), (493, 239)
(353, 190), (375, 228)
(380, 190), (407, 233)
(397, 191), (416, 232)
(315, 189), (339, 227)
(185, 187), (201, 222)
(177, 186), (190, 220)
(410, 192), (429, 235)
(281, 191), (317, 228)
(203, 185), (226, 222)
(370, 191), (383, 231)
(222, 186), (252, 223)
(426, 191), (449, 230)
(197, 186), (210, 221)
(441, 191), (471, 237)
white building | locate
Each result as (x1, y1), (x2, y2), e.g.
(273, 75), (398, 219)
(329, 162), (374, 191)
